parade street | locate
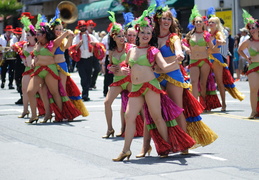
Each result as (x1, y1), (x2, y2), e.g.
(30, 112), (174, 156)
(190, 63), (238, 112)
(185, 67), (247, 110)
(0, 72), (259, 180)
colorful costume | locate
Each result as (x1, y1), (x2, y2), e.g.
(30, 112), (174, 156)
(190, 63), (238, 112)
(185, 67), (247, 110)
(182, 32), (221, 111)
(13, 41), (45, 116)
(157, 33), (218, 148)
(109, 43), (143, 137)
(130, 46), (195, 155)
(246, 48), (259, 114)
(209, 31), (244, 101)
(55, 42), (89, 117)
(32, 42), (81, 121)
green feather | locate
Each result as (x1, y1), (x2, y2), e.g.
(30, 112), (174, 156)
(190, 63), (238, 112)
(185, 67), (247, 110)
(35, 14), (42, 30)
(20, 16), (31, 31)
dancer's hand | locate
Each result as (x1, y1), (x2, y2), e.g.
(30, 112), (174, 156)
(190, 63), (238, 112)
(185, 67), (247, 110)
(121, 66), (130, 75)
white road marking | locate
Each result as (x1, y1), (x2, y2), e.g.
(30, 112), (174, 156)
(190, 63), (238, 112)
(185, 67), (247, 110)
(189, 150), (227, 161)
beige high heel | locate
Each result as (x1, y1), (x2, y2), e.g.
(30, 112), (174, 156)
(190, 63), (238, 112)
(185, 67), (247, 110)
(112, 151), (132, 161)
(181, 149), (189, 155)
(248, 112), (258, 119)
(102, 129), (115, 138)
(18, 111), (30, 118)
(136, 146), (152, 158)
(25, 117), (39, 124)
(40, 115), (53, 123)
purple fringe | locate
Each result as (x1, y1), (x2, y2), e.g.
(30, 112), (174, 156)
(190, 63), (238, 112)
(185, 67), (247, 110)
(206, 71), (217, 91)
(144, 93), (183, 125)
(121, 90), (129, 112)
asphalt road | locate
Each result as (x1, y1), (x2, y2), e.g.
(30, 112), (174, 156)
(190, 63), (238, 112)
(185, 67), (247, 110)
(0, 72), (259, 180)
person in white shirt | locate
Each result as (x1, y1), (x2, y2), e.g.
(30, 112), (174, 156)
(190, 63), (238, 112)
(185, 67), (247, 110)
(238, 27), (250, 80)
(72, 20), (99, 101)
(101, 28), (113, 97)
(86, 20), (100, 90)
(11, 27), (25, 104)
(0, 25), (15, 89)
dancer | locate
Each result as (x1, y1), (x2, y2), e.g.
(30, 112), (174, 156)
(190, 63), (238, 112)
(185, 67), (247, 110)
(153, 4), (217, 152)
(50, 12), (89, 120)
(112, 10), (195, 161)
(207, 10), (244, 112)
(14, 15), (37, 118)
(103, 12), (139, 138)
(238, 10), (259, 118)
(25, 14), (79, 123)
(182, 5), (221, 111)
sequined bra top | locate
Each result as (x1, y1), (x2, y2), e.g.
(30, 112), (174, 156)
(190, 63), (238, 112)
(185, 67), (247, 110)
(54, 47), (64, 55)
(112, 53), (127, 65)
(34, 47), (53, 57)
(159, 45), (175, 57)
(129, 54), (152, 67)
(249, 47), (259, 57)
(189, 38), (207, 47)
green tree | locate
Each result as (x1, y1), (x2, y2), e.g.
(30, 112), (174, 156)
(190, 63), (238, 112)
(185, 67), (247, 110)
(0, 0), (23, 24)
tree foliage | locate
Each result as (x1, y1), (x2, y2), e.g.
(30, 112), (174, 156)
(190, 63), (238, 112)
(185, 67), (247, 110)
(0, 0), (23, 17)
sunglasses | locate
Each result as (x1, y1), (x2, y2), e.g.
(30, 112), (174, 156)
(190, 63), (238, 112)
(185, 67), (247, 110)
(195, 21), (203, 23)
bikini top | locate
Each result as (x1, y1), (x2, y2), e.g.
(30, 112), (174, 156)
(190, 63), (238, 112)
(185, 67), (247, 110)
(159, 33), (180, 58)
(212, 38), (221, 48)
(54, 47), (64, 55)
(129, 46), (159, 68)
(23, 50), (30, 57)
(249, 47), (259, 56)
(34, 47), (54, 57)
(129, 54), (152, 67)
(189, 38), (207, 47)
(159, 45), (175, 57)
(112, 53), (127, 65)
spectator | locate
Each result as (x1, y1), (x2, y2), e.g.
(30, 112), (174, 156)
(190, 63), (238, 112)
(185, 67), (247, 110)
(238, 27), (250, 81)
(86, 20), (101, 90)
(72, 20), (99, 101)
(10, 27), (25, 104)
(0, 25), (16, 89)
(233, 35), (241, 80)
(226, 27), (234, 77)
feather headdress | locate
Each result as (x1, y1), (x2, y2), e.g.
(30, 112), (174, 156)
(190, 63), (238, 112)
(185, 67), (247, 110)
(242, 9), (256, 26)
(154, 0), (169, 20)
(123, 12), (134, 28)
(206, 7), (216, 18)
(35, 14), (50, 31)
(20, 15), (36, 34)
(108, 11), (123, 37)
(49, 8), (62, 27)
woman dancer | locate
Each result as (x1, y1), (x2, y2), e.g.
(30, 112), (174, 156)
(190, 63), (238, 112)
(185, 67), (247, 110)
(25, 15), (79, 123)
(152, 5), (217, 153)
(103, 12), (137, 138)
(123, 12), (137, 45)
(238, 10), (259, 118)
(13, 16), (37, 118)
(112, 11), (195, 161)
(208, 15), (244, 111)
(182, 5), (221, 111)
(50, 16), (89, 120)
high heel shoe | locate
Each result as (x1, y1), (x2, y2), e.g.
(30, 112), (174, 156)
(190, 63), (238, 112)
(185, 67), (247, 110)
(40, 115), (53, 123)
(18, 111), (30, 118)
(221, 105), (227, 112)
(159, 154), (169, 158)
(248, 112), (258, 119)
(25, 117), (39, 124)
(116, 131), (124, 137)
(181, 149), (189, 155)
(136, 146), (152, 158)
(102, 129), (115, 138)
(112, 151), (132, 161)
